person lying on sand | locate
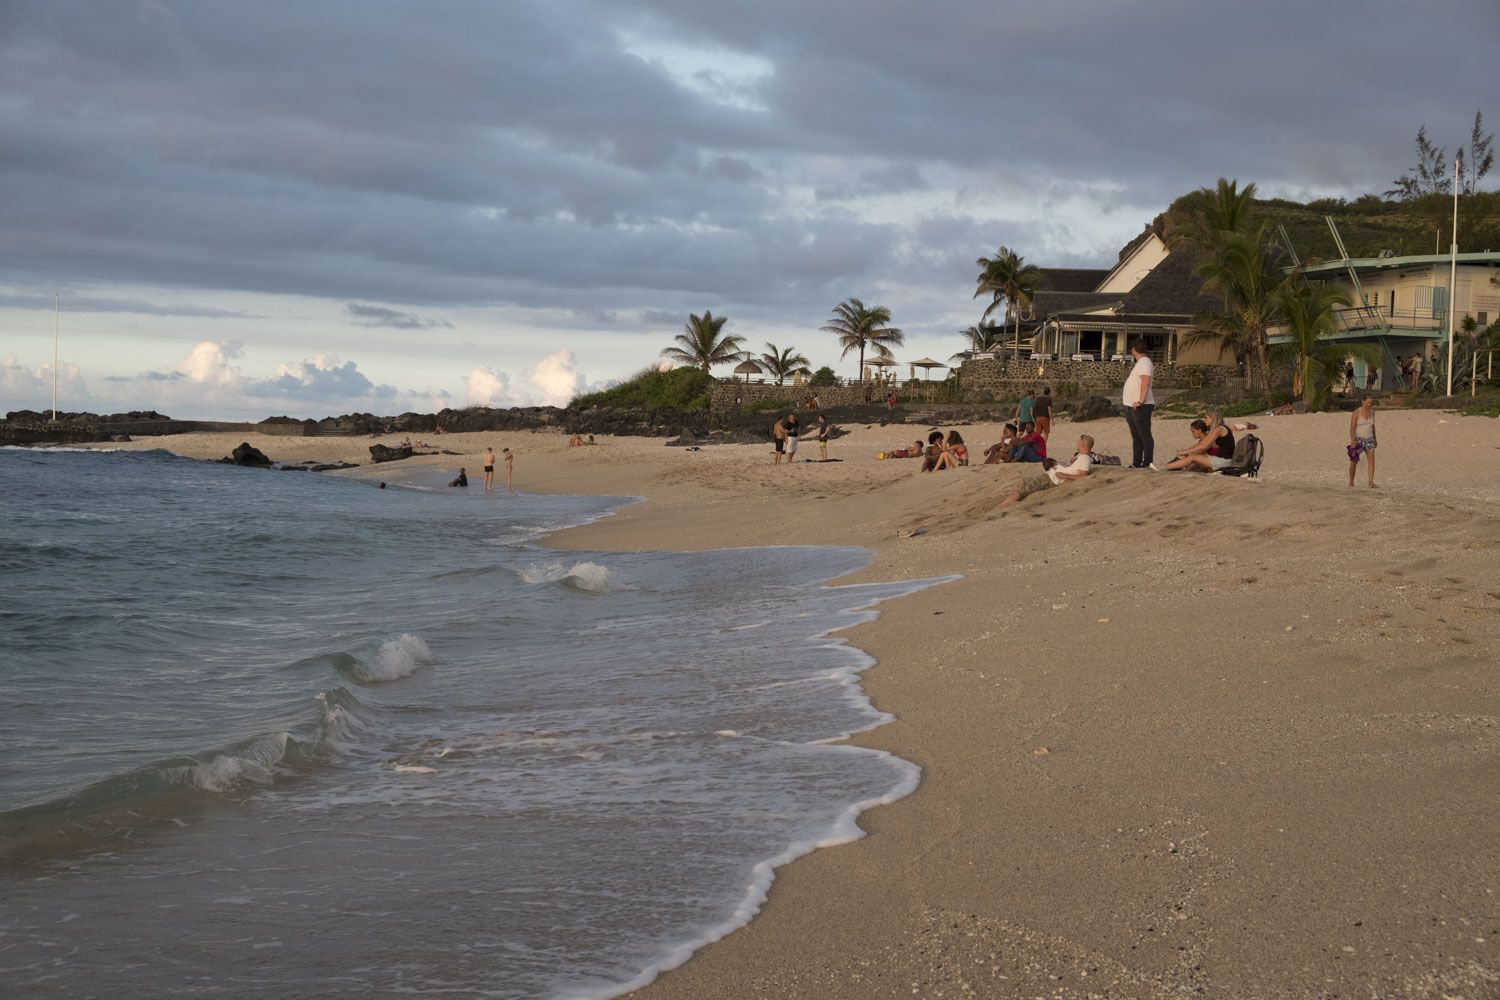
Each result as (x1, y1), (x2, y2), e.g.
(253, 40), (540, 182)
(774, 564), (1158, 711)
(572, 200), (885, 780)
(448, 467), (469, 487)
(1044, 435), (1095, 485)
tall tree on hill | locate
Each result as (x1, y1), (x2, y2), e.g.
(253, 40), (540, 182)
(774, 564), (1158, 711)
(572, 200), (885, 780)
(660, 311), (748, 372)
(1388, 125), (1451, 200)
(973, 246), (1044, 349)
(823, 299), (904, 378)
(1455, 111), (1495, 196)
(757, 342), (811, 385)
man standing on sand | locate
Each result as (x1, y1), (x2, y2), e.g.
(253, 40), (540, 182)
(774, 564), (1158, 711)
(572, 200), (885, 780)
(502, 447), (513, 489)
(784, 413), (800, 464)
(1032, 386), (1053, 441)
(1016, 387), (1035, 430)
(772, 417), (787, 464)
(816, 415), (830, 460)
(1123, 339), (1155, 468)
(482, 447), (496, 492)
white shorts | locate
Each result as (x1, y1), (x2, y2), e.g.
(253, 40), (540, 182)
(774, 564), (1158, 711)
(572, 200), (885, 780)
(785, 436), (799, 455)
(1208, 456), (1232, 471)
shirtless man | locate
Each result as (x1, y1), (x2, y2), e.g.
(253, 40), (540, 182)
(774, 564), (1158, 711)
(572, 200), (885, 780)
(482, 447), (496, 492)
(772, 417), (787, 465)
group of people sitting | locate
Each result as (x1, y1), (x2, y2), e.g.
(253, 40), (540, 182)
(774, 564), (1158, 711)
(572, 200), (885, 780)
(885, 430), (968, 470)
(983, 421), (1048, 465)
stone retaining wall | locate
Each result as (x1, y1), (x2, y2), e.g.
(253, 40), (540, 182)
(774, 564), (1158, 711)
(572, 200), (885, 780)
(956, 357), (1242, 398)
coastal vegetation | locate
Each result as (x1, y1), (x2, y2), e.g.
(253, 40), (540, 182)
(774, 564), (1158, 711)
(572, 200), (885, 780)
(659, 311), (748, 372)
(570, 365), (713, 411)
(822, 298), (904, 376)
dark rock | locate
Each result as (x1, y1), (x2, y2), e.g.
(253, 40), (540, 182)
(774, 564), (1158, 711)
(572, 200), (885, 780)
(310, 462), (359, 472)
(112, 434), (132, 442)
(226, 442), (274, 467)
(279, 465), (308, 472)
(1074, 396), (1121, 422)
(369, 444), (413, 464)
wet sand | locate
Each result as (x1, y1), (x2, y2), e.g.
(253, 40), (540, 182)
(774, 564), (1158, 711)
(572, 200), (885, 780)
(93, 409), (1500, 998)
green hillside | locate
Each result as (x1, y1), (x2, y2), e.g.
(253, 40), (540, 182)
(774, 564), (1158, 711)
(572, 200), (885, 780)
(1130, 188), (1500, 264)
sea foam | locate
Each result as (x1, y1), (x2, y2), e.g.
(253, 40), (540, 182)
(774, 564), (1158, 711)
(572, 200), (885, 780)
(519, 560), (618, 592)
(351, 634), (434, 683)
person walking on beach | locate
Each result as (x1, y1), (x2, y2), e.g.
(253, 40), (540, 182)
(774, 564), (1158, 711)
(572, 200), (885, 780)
(784, 413), (800, 464)
(482, 447), (496, 492)
(503, 447), (513, 490)
(772, 417), (787, 464)
(1032, 386), (1053, 441)
(1348, 394), (1377, 488)
(816, 415), (830, 460)
(1123, 339), (1155, 468)
(1016, 388), (1035, 430)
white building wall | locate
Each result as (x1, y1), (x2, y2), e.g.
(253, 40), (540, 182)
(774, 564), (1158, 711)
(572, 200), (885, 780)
(1096, 234), (1170, 294)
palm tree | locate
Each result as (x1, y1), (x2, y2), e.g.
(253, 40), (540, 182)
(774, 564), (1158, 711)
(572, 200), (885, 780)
(1271, 283), (1380, 408)
(822, 298), (904, 378)
(1184, 177), (1258, 246)
(949, 321), (1005, 363)
(660, 311), (748, 372)
(973, 246), (1044, 349)
(758, 342), (811, 385)
(1190, 230), (1287, 389)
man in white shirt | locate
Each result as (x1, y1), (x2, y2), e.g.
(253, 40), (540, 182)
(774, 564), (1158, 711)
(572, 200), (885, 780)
(1046, 435), (1094, 485)
(1122, 340), (1155, 468)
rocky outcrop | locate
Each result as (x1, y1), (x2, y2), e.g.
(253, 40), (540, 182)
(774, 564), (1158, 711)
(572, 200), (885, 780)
(225, 442), (273, 467)
(1073, 396), (1121, 422)
(369, 444), (413, 464)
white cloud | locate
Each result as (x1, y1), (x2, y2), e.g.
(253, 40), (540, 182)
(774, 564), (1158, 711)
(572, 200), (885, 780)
(528, 349), (587, 407)
(465, 350), (590, 408)
(1, 353), (90, 411)
(180, 340), (243, 386)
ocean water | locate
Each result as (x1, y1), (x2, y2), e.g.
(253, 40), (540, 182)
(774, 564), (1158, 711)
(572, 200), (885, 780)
(0, 448), (938, 999)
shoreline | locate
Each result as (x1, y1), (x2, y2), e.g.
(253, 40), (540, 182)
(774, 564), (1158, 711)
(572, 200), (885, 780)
(78, 412), (1500, 997)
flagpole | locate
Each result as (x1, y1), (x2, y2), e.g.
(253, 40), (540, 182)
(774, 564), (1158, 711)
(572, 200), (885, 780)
(53, 293), (60, 422)
(1445, 159), (1459, 397)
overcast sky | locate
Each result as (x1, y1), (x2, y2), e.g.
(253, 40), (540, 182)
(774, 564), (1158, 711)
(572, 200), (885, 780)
(3, 0), (1496, 417)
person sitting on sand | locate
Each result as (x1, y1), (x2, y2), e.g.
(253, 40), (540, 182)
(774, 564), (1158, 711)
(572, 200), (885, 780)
(1000, 436), (1092, 505)
(449, 467), (469, 488)
(1007, 422), (1047, 463)
(1156, 419), (1234, 472)
(920, 431), (946, 472)
(984, 423), (1019, 464)
(936, 430), (968, 469)
(568, 433), (583, 447)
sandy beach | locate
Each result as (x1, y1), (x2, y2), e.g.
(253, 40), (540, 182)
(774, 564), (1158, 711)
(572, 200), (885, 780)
(91, 407), (1500, 998)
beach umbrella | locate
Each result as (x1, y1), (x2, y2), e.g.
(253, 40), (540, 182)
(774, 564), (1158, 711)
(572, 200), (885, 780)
(910, 357), (946, 380)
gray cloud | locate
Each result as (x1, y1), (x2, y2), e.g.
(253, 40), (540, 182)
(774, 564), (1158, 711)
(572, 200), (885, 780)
(344, 302), (454, 330)
(0, 0), (1495, 350)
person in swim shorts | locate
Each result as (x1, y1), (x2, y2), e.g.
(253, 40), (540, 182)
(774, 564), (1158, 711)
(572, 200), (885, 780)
(482, 447), (495, 492)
